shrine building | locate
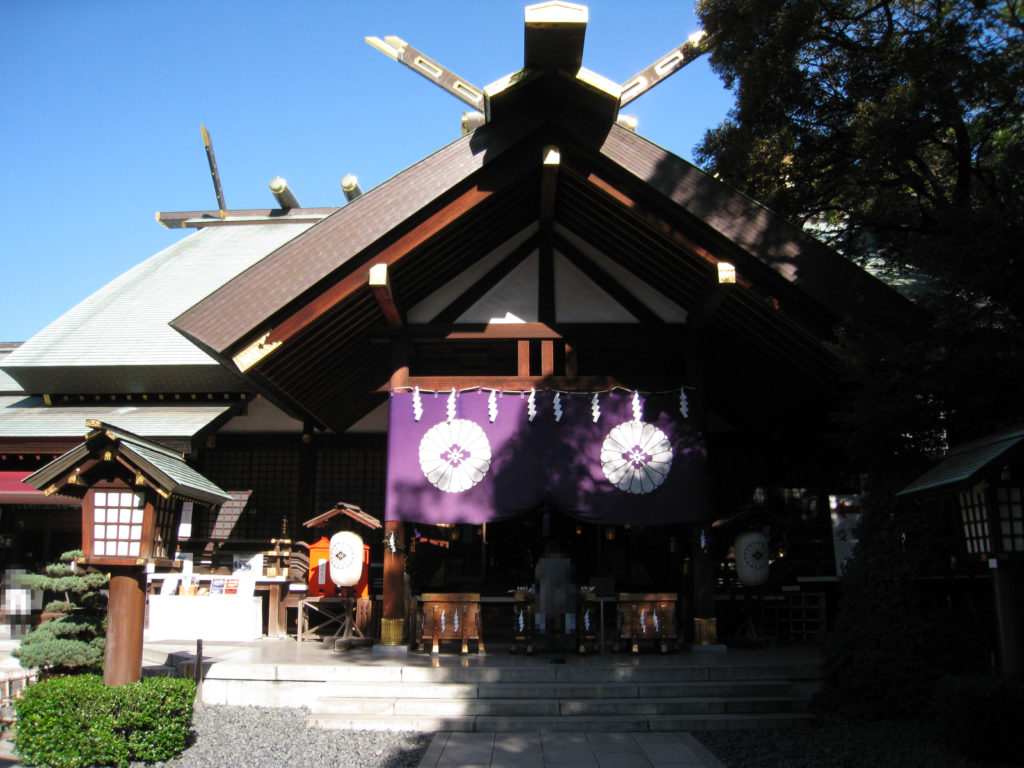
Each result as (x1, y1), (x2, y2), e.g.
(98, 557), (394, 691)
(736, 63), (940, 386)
(0, 3), (912, 650)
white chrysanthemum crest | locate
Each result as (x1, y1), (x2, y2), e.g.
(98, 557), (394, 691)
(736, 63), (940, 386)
(446, 388), (457, 423)
(413, 387), (423, 422)
(553, 392), (563, 422)
(591, 392), (601, 423)
(631, 390), (642, 422)
(528, 388), (537, 422)
(679, 388), (690, 419)
(488, 389), (498, 423)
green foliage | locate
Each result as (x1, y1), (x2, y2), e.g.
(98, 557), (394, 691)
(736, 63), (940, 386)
(13, 551), (108, 677)
(933, 675), (1024, 764)
(696, 0), (1024, 438)
(13, 674), (195, 768)
(818, 491), (990, 718)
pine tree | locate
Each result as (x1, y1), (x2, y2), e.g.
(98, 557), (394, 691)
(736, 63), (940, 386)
(13, 550), (108, 678)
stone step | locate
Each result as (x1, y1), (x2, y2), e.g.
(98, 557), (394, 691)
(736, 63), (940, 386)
(305, 711), (815, 732)
(312, 694), (806, 717)
(316, 678), (797, 700)
(390, 663), (821, 685)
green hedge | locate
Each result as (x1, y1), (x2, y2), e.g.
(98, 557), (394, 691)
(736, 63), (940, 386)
(933, 674), (1024, 764)
(14, 675), (195, 768)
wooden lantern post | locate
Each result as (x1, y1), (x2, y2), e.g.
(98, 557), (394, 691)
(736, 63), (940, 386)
(25, 421), (230, 686)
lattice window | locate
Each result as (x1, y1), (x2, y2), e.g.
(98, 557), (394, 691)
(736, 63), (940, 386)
(203, 449), (300, 539)
(92, 491), (143, 557)
(958, 487), (991, 555)
(153, 494), (176, 559)
(315, 448), (387, 523)
(996, 486), (1024, 553)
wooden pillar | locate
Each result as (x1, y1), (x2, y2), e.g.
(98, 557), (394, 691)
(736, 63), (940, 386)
(381, 336), (410, 647)
(993, 560), (1024, 682)
(685, 337), (718, 646)
(380, 520), (406, 645)
(690, 523), (717, 645)
(103, 566), (147, 686)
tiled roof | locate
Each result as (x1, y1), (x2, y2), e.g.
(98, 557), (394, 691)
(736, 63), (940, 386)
(0, 345), (22, 394)
(2, 222), (314, 394)
(25, 420), (230, 506)
(899, 426), (1024, 497)
(0, 394), (235, 453)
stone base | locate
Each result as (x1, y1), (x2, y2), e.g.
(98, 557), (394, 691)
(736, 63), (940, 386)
(372, 644), (409, 655)
(691, 643), (728, 653)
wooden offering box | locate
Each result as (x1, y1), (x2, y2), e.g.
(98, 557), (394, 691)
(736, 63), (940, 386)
(616, 593), (678, 654)
(418, 593), (485, 655)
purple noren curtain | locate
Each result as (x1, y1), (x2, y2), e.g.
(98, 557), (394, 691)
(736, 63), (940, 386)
(385, 389), (708, 526)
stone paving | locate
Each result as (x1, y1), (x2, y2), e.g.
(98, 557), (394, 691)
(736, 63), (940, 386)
(417, 730), (727, 768)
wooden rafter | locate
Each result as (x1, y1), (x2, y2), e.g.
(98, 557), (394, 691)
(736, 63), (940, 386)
(230, 181), (506, 370)
(389, 322), (686, 342)
(369, 264), (404, 329)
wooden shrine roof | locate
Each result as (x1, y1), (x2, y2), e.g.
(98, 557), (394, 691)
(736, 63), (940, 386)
(169, 6), (917, 435)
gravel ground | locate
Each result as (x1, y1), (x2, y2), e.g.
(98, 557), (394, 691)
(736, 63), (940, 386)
(694, 717), (1016, 768)
(115, 706), (1017, 768)
(146, 706), (432, 768)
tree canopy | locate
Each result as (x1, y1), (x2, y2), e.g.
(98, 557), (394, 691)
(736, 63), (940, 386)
(695, 0), (1024, 445)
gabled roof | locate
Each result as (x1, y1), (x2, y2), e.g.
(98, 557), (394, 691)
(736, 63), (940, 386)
(165, 5), (914, 435)
(172, 115), (910, 433)
(899, 426), (1024, 498)
(25, 420), (230, 506)
(2, 222), (315, 395)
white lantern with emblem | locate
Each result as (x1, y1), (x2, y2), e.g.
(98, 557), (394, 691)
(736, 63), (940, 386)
(329, 531), (364, 587)
(734, 530), (770, 587)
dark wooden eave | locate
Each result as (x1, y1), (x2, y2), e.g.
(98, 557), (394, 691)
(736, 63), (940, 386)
(171, 113), (913, 434)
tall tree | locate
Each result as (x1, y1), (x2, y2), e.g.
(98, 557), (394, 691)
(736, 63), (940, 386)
(695, 0), (1024, 443)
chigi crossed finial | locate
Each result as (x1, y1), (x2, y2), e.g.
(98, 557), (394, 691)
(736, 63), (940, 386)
(366, 2), (710, 134)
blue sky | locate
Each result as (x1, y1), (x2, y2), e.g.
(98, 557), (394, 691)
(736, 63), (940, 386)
(0, 1), (734, 343)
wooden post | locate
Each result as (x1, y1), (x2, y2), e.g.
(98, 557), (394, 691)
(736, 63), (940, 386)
(690, 523), (717, 645)
(380, 520), (406, 645)
(103, 566), (147, 686)
(993, 561), (1024, 682)
(684, 341), (718, 646)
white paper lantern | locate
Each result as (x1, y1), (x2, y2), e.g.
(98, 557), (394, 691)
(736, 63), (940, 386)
(329, 531), (364, 587)
(734, 530), (770, 586)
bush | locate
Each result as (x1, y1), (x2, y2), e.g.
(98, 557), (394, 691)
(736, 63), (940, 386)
(14, 674), (195, 768)
(13, 550), (108, 677)
(933, 674), (1024, 764)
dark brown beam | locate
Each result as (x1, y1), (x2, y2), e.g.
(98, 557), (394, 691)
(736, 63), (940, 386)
(517, 340), (531, 377)
(233, 182), (503, 371)
(387, 375), (640, 392)
(541, 340), (555, 376)
(382, 322), (687, 343)
(369, 264), (404, 329)
(540, 146), (559, 232)
(584, 173), (723, 268)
